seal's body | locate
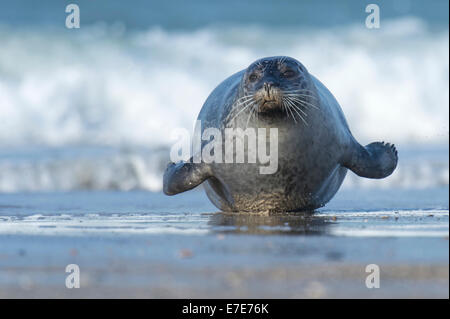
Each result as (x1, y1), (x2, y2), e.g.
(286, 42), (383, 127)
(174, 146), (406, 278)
(164, 56), (398, 212)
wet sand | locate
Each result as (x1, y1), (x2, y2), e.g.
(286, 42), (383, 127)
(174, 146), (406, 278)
(0, 188), (448, 298)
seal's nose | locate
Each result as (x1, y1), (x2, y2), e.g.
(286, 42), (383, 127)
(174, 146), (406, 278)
(263, 82), (278, 100)
(264, 81), (276, 90)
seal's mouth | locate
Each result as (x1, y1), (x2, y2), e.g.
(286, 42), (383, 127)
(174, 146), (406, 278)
(259, 100), (280, 113)
(256, 84), (283, 113)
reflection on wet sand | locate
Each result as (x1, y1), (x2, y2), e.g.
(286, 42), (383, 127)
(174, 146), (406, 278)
(208, 211), (335, 235)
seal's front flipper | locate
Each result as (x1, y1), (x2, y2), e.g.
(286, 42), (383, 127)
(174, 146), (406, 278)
(343, 141), (398, 179)
(163, 160), (211, 195)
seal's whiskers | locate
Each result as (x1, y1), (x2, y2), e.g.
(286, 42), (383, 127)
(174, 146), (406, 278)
(229, 97), (256, 124)
(291, 98), (320, 110)
(283, 97), (308, 126)
(286, 98), (308, 117)
(282, 97), (299, 124)
(285, 93), (318, 101)
(284, 91), (320, 111)
(245, 103), (257, 129)
(235, 95), (255, 103)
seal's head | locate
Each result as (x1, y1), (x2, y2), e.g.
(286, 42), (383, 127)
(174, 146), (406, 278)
(240, 56), (315, 122)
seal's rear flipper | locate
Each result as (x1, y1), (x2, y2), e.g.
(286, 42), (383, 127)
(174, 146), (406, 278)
(343, 141), (398, 179)
(163, 160), (211, 195)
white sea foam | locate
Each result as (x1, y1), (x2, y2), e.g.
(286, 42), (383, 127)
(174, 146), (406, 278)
(0, 213), (210, 236)
(319, 209), (449, 237)
(0, 210), (446, 237)
(0, 17), (448, 146)
(316, 209), (449, 217)
(0, 145), (447, 192)
(329, 229), (449, 237)
(0, 17), (448, 192)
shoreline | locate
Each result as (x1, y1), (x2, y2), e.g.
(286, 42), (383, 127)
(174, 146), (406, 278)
(0, 188), (448, 298)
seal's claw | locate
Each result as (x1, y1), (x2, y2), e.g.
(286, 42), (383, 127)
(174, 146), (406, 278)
(391, 144), (398, 159)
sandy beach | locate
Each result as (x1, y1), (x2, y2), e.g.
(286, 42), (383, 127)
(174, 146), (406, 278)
(0, 188), (447, 298)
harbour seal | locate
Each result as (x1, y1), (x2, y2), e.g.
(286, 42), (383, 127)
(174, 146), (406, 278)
(163, 56), (398, 212)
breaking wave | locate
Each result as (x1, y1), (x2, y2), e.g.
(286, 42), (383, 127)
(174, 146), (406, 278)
(0, 17), (448, 191)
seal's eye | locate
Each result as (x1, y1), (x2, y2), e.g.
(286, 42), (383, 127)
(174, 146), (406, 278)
(248, 73), (258, 82)
(282, 70), (296, 78)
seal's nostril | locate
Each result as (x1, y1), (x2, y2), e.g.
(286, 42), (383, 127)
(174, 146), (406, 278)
(264, 82), (273, 98)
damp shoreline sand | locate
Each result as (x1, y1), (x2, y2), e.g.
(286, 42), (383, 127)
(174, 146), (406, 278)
(0, 188), (448, 298)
